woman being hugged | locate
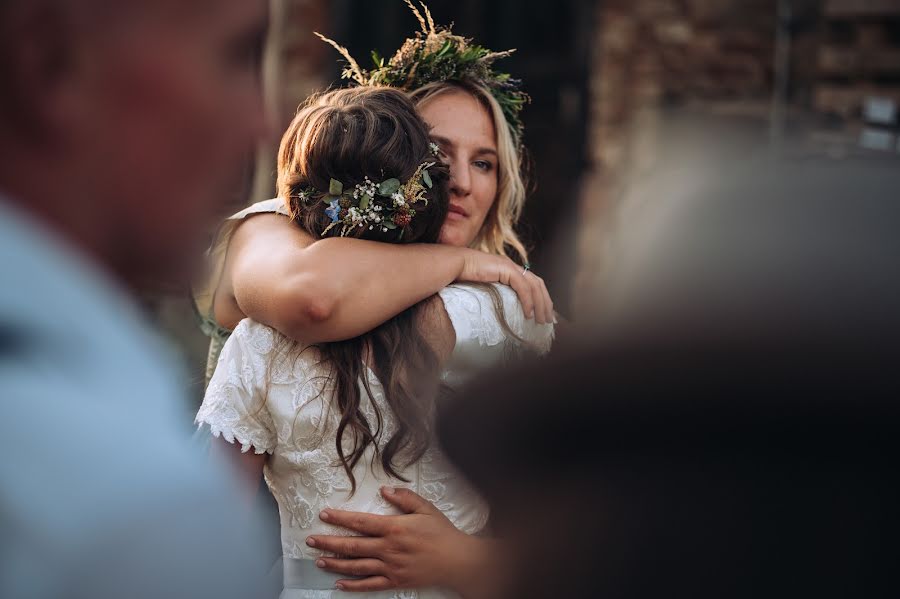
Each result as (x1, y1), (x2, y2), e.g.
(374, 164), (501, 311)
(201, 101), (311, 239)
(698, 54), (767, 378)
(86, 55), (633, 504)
(194, 2), (555, 594)
(196, 86), (553, 598)
(197, 2), (552, 370)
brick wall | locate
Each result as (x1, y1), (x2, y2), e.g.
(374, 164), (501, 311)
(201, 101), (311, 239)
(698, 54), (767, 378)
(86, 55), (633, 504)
(574, 0), (778, 319)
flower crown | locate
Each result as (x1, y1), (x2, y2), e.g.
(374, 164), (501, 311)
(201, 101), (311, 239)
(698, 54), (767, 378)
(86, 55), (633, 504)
(315, 0), (530, 147)
(297, 151), (439, 239)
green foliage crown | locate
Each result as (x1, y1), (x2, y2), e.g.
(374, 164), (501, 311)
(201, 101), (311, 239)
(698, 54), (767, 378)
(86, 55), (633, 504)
(315, 0), (530, 147)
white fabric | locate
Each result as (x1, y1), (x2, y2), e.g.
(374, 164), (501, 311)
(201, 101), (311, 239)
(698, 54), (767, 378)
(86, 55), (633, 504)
(437, 284), (555, 388)
(197, 283), (554, 599)
(0, 196), (269, 599)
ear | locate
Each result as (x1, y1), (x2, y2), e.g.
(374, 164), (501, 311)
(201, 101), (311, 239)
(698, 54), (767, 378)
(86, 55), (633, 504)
(0, 1), (83, 142)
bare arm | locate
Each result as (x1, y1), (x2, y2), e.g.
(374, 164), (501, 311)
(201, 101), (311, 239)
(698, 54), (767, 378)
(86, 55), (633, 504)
(215, 213), (554, 343)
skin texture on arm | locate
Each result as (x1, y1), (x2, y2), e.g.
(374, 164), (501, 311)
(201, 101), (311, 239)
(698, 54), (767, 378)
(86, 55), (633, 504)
(214, 212), (554, 342)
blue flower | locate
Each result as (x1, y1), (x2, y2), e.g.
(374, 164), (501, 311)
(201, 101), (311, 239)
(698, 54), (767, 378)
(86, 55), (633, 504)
(325, 199), (341, 222)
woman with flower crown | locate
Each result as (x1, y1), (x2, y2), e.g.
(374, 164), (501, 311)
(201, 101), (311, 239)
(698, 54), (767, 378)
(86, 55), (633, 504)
(196, 85), (553, 598)
(193, 1), (554, 595)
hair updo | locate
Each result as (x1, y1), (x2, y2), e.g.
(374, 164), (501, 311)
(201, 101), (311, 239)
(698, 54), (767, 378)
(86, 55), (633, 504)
(278, 86), (449, 245)
(273, 86), (452, 491)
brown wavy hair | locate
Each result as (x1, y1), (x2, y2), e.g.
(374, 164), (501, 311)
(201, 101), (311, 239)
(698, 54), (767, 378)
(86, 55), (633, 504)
(276, 86), (450, 490)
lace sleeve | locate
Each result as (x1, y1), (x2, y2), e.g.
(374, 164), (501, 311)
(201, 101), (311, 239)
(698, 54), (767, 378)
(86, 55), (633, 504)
(439, 284), (555, 356)
(195, 319), (277, 454)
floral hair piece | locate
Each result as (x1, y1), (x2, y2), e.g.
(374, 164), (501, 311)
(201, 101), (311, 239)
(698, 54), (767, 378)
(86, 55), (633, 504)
(315, 0), (530, 147)
(296, 158), (438, 238)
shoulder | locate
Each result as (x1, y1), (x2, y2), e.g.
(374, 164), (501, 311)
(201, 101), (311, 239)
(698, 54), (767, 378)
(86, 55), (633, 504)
(1, 381), (268, 597)
(231, 198), (291, 219)
(0, 363), (240, 537)
(196, 200), (300, 328)
(438, 284), (555, 355)
(228, 205), (309, 256)
(213, 199), (296, 269)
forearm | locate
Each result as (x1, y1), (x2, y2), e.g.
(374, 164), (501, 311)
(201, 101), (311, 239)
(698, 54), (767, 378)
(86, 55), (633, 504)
(243, 238), (465, 344)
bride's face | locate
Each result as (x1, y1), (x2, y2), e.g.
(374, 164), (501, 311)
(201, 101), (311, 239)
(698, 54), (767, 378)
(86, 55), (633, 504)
(418, 91), (498, 248)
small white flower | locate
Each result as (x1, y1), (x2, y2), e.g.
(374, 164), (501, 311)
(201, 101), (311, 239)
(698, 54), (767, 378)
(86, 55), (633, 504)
(429, 142), (440, 156)
(391, 191), (406, 208)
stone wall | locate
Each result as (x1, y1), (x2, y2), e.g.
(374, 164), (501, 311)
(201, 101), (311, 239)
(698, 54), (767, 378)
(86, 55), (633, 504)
(574, 0), (779, 319)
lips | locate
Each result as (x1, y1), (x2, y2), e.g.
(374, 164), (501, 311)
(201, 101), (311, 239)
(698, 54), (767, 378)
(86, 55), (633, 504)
(448, 204), (469, 218)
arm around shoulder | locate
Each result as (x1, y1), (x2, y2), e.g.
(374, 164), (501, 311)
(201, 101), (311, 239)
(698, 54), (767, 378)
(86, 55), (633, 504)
(224, 213), (471, 344)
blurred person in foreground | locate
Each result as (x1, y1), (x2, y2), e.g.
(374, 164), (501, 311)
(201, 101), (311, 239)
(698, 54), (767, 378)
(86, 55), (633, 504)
(0, 1), (272, 598)
(438, 155), (900, 598)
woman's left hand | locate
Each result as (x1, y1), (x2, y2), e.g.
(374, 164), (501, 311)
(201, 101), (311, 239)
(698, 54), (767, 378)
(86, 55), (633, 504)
(306, 486), (495, 596)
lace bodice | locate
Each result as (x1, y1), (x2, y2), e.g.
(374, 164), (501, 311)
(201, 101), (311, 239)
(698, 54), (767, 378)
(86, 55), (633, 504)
(196, 283), (554, 598)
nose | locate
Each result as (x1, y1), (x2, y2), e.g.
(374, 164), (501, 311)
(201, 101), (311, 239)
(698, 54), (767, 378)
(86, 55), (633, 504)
(448, 155), (471, 198)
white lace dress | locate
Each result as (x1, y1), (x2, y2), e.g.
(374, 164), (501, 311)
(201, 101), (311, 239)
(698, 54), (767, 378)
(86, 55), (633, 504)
(196, 284), (554, 599)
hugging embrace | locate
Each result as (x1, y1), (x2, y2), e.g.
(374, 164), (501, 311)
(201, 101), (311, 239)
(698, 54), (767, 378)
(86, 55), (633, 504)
(194, 2), (556, 598)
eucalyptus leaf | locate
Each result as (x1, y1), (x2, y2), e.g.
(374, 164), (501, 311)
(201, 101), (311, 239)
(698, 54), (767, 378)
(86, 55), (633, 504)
(422, 170), (433, 189)
(359, 193), (371, 211)
(378, 178), (401, 196)
(329, 179), (344, 196)
(383, 221), (397, 230)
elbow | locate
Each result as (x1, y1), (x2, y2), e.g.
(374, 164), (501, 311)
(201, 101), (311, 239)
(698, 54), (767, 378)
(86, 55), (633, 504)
(274, 281), (338, 340)
(301, 292), (336, 325)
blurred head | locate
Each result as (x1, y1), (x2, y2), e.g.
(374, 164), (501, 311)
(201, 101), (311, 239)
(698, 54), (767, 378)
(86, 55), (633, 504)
(0, 0), (269, 286)
(412, 80), (529, 263)
(278, 86), (449, 245)
(439, 154), (900, 599)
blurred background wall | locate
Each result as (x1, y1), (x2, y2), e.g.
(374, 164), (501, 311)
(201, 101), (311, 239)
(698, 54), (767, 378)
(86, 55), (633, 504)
(146, 0), (900, 405)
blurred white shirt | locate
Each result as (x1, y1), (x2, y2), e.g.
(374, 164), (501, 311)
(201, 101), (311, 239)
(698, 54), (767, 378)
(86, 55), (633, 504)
(0, 195), (269, 599)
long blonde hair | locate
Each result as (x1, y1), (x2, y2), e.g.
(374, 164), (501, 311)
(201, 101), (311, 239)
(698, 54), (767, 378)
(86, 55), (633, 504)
(410, 79), (530, 265)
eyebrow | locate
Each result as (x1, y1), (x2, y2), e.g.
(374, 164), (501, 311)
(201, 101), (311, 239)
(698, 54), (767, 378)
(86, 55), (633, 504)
(432, 135), (498, 158)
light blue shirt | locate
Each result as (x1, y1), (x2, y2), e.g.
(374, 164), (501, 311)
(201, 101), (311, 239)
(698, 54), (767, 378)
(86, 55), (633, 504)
(0, 196), (269, 599)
